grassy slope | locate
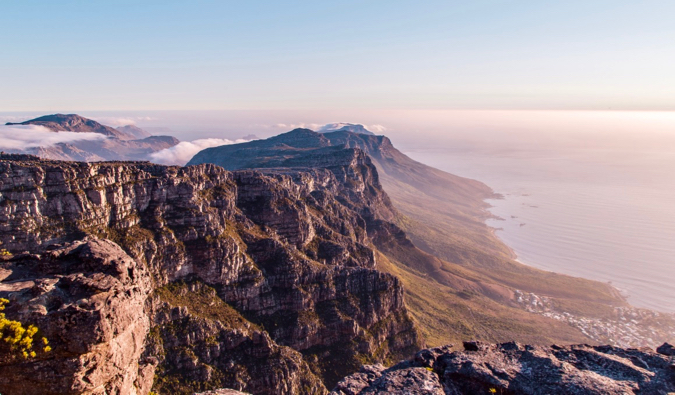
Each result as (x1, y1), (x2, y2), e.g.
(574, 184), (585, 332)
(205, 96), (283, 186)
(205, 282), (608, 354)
(385, 175), (622, 304)
(369, 158), (630, 347)
(375, 251), (589, 347)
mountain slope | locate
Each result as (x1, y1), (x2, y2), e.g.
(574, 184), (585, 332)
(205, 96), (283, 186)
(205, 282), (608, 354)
(188, 128), (675, 349)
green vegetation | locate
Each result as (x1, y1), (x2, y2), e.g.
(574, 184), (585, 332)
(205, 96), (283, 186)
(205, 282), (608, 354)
(375, 251), (590, 347)
(154, 282), (257, 331)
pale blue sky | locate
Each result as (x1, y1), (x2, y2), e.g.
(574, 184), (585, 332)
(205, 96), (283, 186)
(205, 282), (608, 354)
(2, 1), (674, 111)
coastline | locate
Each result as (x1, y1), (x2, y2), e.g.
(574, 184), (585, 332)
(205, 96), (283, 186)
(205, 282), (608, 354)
(483, 191), (628, 303)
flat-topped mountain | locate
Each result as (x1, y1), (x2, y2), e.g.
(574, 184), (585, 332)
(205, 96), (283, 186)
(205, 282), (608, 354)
(188, 128), (675, 350)
(3, 114), (179, 162)
(190, 128), (492, 208)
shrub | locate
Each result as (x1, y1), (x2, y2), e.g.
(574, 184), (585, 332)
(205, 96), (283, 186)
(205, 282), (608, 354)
(0, 298), (51, 360)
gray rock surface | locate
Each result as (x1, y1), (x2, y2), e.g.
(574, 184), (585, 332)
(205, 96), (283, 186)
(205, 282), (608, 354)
(333, 341), (675, 394)
(0, 238), (154, 395)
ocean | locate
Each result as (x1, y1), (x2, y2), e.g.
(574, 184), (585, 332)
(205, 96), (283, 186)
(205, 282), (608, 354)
(403, 116), (675, 313)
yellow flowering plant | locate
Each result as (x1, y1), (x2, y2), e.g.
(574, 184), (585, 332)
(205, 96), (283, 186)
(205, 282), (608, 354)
(0, 298), (51, 360)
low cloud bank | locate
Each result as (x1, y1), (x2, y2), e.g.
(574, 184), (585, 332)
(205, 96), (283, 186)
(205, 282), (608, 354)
(0, 125), (106, 151)
(318, 122), (387, 133)
(273, 123), (323, 130)
(150, 138), (250, 165)
(91, 116), (157, 127)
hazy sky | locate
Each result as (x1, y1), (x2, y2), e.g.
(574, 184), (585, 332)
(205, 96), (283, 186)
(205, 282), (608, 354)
(2, 1), (674, 112)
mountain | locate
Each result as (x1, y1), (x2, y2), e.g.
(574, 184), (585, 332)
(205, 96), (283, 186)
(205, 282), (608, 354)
(0, 152), (421, 394)
(1, 146), (672, 394)
(318, 123), (375, 135)
(116, 124), (152, 139)
(3, 114), (179, 161)
(188, 128), (675, 349)
(7, 113), (135, 140)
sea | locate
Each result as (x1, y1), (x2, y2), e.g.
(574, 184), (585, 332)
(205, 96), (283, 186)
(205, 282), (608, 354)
(401, 111), (675, 313)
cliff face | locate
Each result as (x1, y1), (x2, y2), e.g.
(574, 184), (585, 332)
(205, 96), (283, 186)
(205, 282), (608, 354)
(333, 341), (675, 395)
(0, 152), (421, 394)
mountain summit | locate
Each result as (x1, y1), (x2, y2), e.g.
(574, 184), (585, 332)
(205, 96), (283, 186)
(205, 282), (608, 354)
(317, 123), (375, 135)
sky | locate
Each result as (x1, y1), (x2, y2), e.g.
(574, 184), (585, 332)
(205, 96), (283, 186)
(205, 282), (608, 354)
(2, 0), (675, 112)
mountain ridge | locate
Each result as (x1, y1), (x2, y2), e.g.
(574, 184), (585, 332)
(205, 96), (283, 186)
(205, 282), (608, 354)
(187, 128), (675, 350)
(3, 113), (179, 162)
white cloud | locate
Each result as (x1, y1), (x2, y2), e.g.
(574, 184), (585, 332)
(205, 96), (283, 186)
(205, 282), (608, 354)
(367, 124), (387, 133)
(272, 123), (322, 130)
(0, 125), (107, 151)
(0, 115), (32, 123)
(149, 138), (249, 166)
(91, 116), (158, 127)
(317, 122), (386, 134)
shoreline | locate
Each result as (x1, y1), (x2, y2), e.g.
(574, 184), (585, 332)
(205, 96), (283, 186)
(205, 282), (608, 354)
(482, 192), (632, 304)
(481, 190), (675, 315)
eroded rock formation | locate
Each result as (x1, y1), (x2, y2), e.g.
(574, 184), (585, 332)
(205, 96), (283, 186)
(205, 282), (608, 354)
(0, 151), (421, 394)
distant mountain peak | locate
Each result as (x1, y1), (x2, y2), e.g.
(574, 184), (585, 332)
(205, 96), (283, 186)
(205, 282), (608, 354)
(6, 113), (133, 139)
(317, 123), (375, 135)
(3, 113), (180, 161)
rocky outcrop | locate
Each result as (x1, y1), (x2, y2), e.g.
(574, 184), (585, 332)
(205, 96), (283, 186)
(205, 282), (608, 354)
(146, 282), (326, 395)
(0, 238), (154, 395)
(0, 152), (421, 393)
(332, 341), (675, 394)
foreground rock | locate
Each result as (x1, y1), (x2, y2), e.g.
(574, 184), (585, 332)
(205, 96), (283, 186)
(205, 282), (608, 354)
(0, 238), (154, 395)
(332, 341), (675, 395)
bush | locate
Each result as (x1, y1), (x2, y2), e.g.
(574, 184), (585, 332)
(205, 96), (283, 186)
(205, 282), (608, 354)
(0, 298), (51, 360)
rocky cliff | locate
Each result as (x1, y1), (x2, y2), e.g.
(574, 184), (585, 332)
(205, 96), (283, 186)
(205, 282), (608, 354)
(0, 151), (421, 394)
(333, 341), (675, 394)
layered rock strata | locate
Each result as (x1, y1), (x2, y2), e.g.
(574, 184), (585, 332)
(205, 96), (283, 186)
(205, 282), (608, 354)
(0, 152), (421, 394)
